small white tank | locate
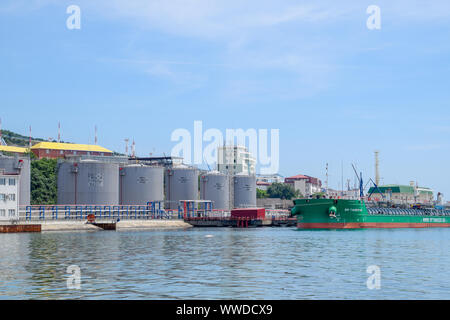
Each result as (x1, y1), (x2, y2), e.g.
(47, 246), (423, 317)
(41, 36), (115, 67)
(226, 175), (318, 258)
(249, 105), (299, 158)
(164, 166), (199, 209)
(119, 165), (164, 205)
(57, 160), (119, 205)
(233, 174), (256, 208)
(200, 171), (230, 210)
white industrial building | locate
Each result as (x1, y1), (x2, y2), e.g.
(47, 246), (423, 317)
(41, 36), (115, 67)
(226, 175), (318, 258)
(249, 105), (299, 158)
(256, 174), (284, 184)
(217, 145), (256, 175)
(0, 170), (19, 221)
(256, 174), (284, 190)
(326, 188), (360, 199)
(367, 183), (434, 205)
(284, 174), (322, 197)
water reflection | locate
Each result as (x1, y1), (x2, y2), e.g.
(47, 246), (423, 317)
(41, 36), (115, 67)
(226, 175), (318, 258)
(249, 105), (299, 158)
(0, 228), (450, 299)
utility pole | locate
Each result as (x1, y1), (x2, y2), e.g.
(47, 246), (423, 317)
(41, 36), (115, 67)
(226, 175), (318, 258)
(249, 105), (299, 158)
(124, 139), (129, 155)
(94, 125), (98, 145)
(131, 139), (136, 158)
(58, 122), (61, 143)
(29, 126), (32, 148)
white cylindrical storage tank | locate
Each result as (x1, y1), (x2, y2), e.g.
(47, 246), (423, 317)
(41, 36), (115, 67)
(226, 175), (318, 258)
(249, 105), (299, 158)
(119, 165), (164, 205)
(200, 171), (230, 210)
(57, 160), (119, 205)
(57, 161), (76, 205)
(0, 156), (30, 206)
(165, 166), (198, 209)
(233, 174), (257, 208)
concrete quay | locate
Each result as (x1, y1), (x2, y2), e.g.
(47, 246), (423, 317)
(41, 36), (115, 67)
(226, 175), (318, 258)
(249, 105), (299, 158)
(38, 219), (192, 232)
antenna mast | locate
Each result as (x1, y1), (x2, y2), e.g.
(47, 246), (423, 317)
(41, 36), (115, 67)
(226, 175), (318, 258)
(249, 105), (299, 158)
(375, 150), (380, 186)
(124, 139), (129, 156)
(58, 121), (61, 143)
(29, 125), (32, 148)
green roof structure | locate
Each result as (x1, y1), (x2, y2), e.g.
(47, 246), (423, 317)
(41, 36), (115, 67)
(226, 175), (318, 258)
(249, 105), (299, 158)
(368, 184), (433, 196)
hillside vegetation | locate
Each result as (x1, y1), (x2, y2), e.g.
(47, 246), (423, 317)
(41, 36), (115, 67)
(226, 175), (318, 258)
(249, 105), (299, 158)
(1, 129), (46, 147)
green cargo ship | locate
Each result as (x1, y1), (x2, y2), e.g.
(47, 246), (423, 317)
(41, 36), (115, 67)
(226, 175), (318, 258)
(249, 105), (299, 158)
(291, 198), (450, 229)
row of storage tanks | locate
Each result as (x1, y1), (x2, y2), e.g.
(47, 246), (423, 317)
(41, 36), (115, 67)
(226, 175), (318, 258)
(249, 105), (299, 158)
(56, 160), (256, 210)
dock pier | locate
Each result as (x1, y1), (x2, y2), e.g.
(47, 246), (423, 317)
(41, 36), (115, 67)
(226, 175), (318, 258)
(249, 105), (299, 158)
(184, 216), (296, 228)
(0, 223), (41, 233)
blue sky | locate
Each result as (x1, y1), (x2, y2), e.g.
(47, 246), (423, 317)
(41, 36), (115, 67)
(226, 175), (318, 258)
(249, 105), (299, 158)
(1, 0), (449, 197)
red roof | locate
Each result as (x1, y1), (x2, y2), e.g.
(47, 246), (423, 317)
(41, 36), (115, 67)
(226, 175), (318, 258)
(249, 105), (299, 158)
(285, 174), (322, 187)
(285, 174), (309, 180)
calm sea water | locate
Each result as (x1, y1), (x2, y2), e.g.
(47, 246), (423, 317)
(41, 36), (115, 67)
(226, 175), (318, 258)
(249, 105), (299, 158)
(1, 227), (450, 299)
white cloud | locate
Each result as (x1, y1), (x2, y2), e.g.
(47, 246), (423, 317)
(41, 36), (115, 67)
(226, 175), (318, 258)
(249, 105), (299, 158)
(73, 0), (450, 38)
(5, 0), (450, 32)
(5, 0), (450, 99)
(98, 1), (328, 37)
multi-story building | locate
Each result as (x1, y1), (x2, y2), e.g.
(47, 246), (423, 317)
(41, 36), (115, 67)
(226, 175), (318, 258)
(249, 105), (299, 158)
(284, 174), (322, 197)
(256, 181), (271, 191)
(0, 170), (19, 221)
(367, 184), (434, 205)
(31, 142), (113, 159)
(256, 174), (284, 190)
(217, 145), (256, 175)
(256, 174), (284, 184)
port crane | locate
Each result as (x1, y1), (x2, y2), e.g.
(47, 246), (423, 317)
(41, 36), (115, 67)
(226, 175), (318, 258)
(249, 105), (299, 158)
(351, 164), (385, 200)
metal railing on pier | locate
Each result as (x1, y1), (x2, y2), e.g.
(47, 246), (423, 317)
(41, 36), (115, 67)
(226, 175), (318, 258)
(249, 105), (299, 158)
(367, 207), (450, 216)
(265, 209), (290, 219)
(19, 205), (183, 221)
(17, 205), (290, 222)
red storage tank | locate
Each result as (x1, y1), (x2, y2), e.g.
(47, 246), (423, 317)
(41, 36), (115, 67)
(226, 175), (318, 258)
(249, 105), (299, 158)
(231, 208), (265, 219)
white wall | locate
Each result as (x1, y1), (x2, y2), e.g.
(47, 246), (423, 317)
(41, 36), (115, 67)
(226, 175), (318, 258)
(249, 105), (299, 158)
(0, 175), (19, 221)
(218, 146), (256, 175)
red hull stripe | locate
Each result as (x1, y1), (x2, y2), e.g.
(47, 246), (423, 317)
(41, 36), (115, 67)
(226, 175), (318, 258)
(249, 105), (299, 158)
(297, 223), (450, 229)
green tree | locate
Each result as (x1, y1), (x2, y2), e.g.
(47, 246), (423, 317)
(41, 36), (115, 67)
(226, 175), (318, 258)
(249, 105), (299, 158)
(31, 158), (57, 205)
(267, 183), (300, 200)
(257, 188), (268, 199)
(24, 150), (36, 159)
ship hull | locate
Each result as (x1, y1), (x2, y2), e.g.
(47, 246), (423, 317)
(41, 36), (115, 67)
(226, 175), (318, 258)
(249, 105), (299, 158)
(297, 222), (450, 229)
(292, 198), (450, 229)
